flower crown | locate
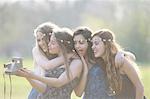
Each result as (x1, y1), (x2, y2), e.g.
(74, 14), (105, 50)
(101, 38), (113, 42)
(49, 32), (71, 44)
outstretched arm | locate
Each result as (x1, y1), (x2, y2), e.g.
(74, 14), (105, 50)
(15, 69), (46, 93)
(26, 78), (46, 93)
(17, 59), (83, 88)
(74, 56), (88, 97)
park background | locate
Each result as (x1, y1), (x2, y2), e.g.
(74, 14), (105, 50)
(0, 0), (150, 99)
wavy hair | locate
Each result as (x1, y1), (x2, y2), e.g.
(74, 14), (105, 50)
(92, 29), (123, 95)
(54, 28), (75, 79)
(73, 26), (95, 64)
(34, 22), (59, 59)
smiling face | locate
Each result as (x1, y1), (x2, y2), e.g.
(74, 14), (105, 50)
(92, 36), (105, 58)
(36, 32), (48, 52)
(74, 34), (88, 56)
(48, 33), (60, 54)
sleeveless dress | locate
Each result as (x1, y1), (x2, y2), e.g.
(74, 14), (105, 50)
(114, 75), (136, 99)
(37, 66), (79, 99)
(114, 51), (136, 99)
(83, 64), (113, 99)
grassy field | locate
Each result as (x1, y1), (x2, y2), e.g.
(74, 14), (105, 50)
(0, 58), (149, 99)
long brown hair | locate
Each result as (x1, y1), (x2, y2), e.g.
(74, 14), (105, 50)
(92, 29), (123, 95)
(73, 27), (95, 64)
(54, 28), (75, 79)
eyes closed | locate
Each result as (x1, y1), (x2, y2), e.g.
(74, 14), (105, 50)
(37, 38), (44, 42)
(91, 38), (103, 46)
(74, 39), (87, 45)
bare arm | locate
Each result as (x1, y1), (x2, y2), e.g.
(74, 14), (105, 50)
(119, 57), (144, 99)
(26, 78), (46, 93)
(32, 47), (64, 70)
(74, 56), (88, 97)
(15, 69), (46, 93)
(21, 59), (83, 88)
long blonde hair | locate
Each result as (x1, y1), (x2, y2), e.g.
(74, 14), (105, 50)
(34, 22), (59, 59)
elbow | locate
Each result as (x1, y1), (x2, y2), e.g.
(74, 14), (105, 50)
(75, 92), (83, 97)
(74, 88), (83, 97)
(37, 84), (47, 93)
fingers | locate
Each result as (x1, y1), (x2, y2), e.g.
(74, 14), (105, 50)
(14, 68), (34, 80)
(15, 69), (25, 77)
(20, 68), (32, 73)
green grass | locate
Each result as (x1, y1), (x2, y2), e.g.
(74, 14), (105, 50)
(0, 58), (149, 99)
(140, 66), (150, 99)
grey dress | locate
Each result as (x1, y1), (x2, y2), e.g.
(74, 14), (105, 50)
(83, 64), (113, 99)
(114, 75), (136, 99)
(38, 66), (79, 99)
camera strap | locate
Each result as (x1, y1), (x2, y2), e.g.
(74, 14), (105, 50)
(3, 73), (6, 99)
(3, 73), (12, 99)
(9, 74), (12, 99)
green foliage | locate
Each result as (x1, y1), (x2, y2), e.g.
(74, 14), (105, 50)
(0, 0), (149, 62)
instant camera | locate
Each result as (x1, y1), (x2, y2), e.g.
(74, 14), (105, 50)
(4, 57), (23, 75)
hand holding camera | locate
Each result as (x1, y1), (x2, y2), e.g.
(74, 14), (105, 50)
(4, 57), (23, 75)
(15, 68), (35, 79)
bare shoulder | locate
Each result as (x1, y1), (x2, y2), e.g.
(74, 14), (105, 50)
(115, 51), (136, 68)
(118, 55), (138, 75)
(68, 58), (82, 78)
(69, 58), (82, 71)
(121, 57), (136, 70)
(115, 51), (134, 74)
(71, 58), (82, 66)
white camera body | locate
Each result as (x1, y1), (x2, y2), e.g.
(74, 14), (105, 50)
(4, 57), (23, 75)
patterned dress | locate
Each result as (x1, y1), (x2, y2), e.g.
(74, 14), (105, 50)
(83, 64), (113, 99)
(83, 64), (136, 99)
(38, 66), (79, 99)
